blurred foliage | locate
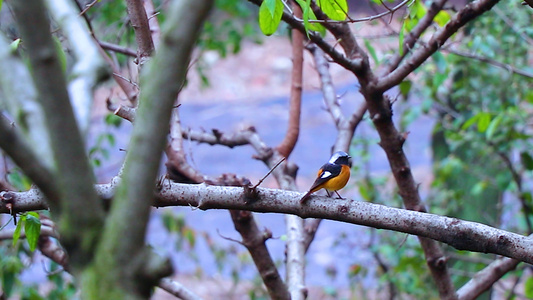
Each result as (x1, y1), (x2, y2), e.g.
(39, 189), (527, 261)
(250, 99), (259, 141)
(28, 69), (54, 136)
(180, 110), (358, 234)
(88, 113), (121, 169)
(161, 210), (270, 297)
(415, 0), (532, 297)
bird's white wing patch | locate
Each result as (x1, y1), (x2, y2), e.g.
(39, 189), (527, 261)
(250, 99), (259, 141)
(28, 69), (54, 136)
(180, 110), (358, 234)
(321, 171), (332, 178)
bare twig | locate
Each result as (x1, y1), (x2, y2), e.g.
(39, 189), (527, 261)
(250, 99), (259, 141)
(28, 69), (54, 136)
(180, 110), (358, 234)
(108, 101), (136, 123)
(166, 109), (205, 184)
(230, 209), (290, 300)
(0, 115), (60, 204)
(158, 278), (203, 300)
(253, 157), (286, 189)
(182, 127), (252, 148)
(381, 0), (448, 75)
(125, 0), (155, 64)
(79, 0), (98, 16)
(442, 47), (533, 79)
(377, 0), (501, 92)
(95, 42), (139, 104)
(98, 40), (137, 57)
(143, 0), (161, 48)
(277, 2), (304, 158)
(45, 0), (110, 134)
(457, 257), (520, 300)
(495, 150), (532, 234)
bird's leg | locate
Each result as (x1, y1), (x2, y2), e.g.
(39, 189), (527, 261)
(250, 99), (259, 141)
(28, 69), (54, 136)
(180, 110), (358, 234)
(326, 190), (331, 197)
(334, 191), (344, 199)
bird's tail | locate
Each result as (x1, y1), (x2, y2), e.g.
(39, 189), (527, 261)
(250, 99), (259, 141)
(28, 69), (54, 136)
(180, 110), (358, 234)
(300, 190), (312, 204)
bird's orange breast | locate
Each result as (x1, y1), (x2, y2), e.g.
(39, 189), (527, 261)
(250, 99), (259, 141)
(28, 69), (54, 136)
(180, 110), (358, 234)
(321, 165), (350, 192)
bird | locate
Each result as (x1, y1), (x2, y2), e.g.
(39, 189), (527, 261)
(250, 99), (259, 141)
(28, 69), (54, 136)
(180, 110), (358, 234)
(300, 151), (351, 204)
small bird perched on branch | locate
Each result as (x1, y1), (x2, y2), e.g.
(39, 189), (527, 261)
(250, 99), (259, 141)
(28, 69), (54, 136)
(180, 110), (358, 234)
(300, 151), (351, 204)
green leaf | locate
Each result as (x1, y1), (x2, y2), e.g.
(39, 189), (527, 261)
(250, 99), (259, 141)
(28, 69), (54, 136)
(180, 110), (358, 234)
(7, 170), (32, 191)
(471, 180), (487, 196)
(2, 256), (22, 298)
(359, 184), (370, 201)
(399, 80), (412, 99)
(53, 36), (67, 74)
(25, 212), (41, 252)
(432, 51), (447, 73)
(105, 113), (122, 127)
(525, 276), (533, 298)
(364, 39), (379, 65)
(13, 214), (25, 247)
(184, 228), (196, 247)
(295, 0), (326, 35)
(434, 10), (451, 27)
(258, 0), (283, 36)
(316, 0), (348, 21)
(485, 113), (503, 140)
(461, 114), (479, 130)
(411, 0), (427, 20)
(398, 21), (406, 55)
(9, 39), (20, 53)
(264, 0), (277, 17)
(521, 152), (533, 171)
(477, 112), (491, 132)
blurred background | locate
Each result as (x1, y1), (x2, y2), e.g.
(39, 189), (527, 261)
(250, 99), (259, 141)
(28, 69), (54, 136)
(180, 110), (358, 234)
(1, 0), (532, 298)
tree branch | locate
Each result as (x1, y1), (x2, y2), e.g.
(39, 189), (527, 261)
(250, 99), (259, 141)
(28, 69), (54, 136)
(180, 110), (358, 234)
(230, 209), (290, 300)
(158, 278), (203, 300)
(380, 0), (448, 75)
(45, 0), (110, 134)
(457, 257), (520, 300)
(247, 0), (363, 73)
(125, 0), (155, 64)
(442, 47), (533, 79)
(96, 42), (140, 104)
(143, 0), (161, 48)
(4, 183), (533, 266)
(310, 3), (370, 73)
(166, 109), (205, 184)
(98, 40), (137, 57)
(0, 115), (60, 204)
(88, 1), (213, 298)
(377, 0), (501, 92)
(0, 35), (54, 167)
(9, 0), (105, 273)
(276, 2), (303, 159)
(308, 44), (367, 152)
(169, 116), (289, 298)
(182, 127), (252, 148)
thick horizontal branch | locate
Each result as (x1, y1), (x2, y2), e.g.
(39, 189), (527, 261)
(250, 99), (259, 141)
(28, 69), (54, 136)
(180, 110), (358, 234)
(3, 182), (533, 265)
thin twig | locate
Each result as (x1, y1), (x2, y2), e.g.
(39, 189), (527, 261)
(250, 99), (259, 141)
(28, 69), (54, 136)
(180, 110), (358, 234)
(99, 40), (137, 57)
(442, 47), (533, 79)
(79, 0), (98, 16)
(293, 0), (412, 24)
(252, 157), (286, 189)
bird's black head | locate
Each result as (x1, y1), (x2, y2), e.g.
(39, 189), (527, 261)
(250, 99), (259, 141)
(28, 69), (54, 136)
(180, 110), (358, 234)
(329, 151), (351, 166)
